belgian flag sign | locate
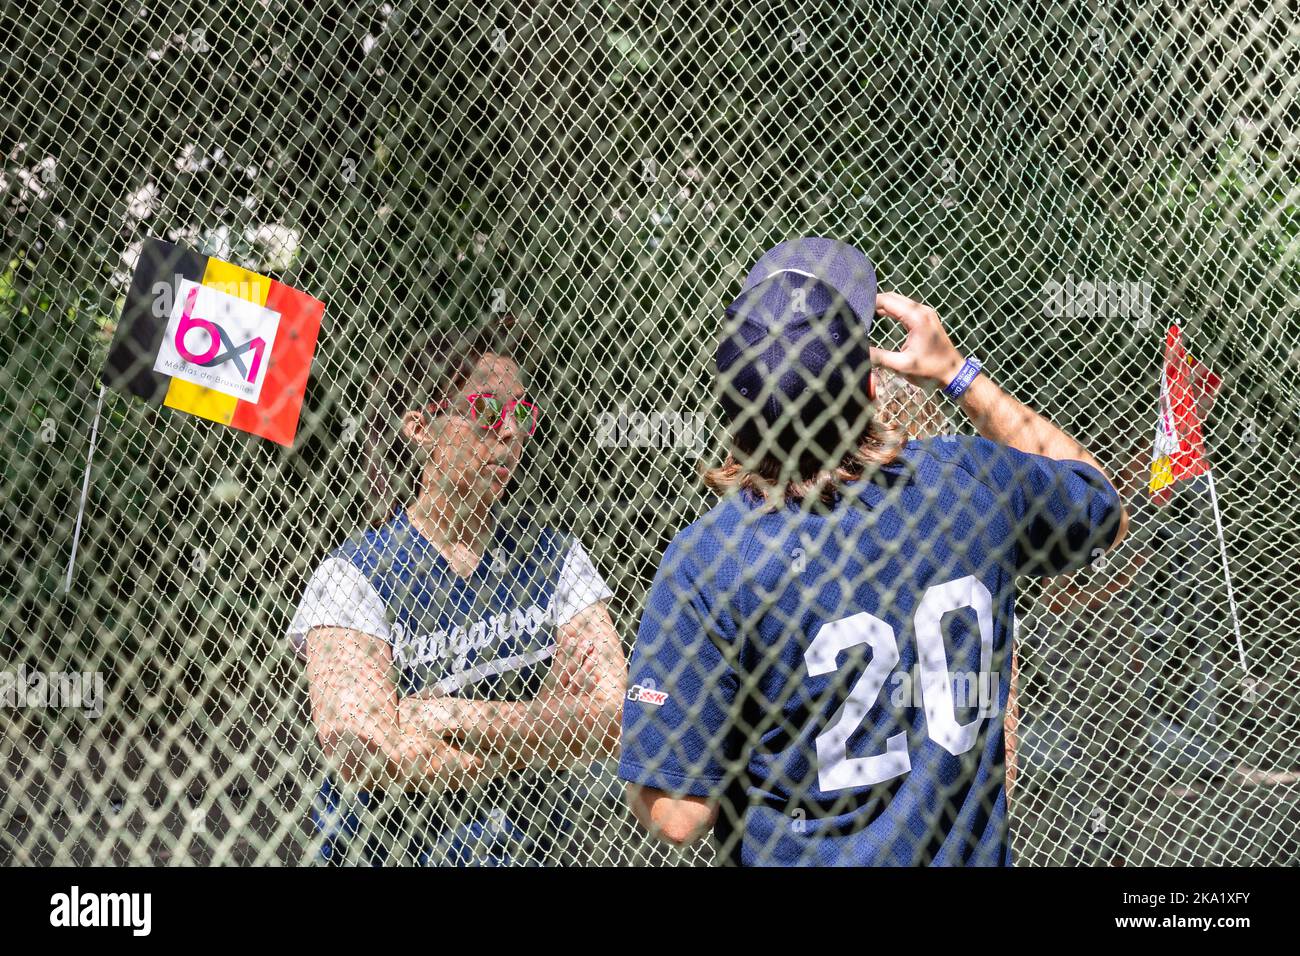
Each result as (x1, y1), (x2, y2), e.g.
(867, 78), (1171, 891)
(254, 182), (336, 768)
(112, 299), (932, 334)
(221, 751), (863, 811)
(102, 238), (324, 446)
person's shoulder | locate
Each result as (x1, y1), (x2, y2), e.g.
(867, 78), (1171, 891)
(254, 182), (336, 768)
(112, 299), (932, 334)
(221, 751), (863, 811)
(902, 434), (1022, 490)
(329, 514), (408, 574)
(654, 493), (761, 581)
(904, 433), (1005, 465)
(679, 491), (754, 542)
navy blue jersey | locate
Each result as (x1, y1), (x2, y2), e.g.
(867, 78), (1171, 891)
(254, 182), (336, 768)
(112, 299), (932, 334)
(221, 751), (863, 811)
(618, 435), (1122, 866)
(289, 510), (611, 865)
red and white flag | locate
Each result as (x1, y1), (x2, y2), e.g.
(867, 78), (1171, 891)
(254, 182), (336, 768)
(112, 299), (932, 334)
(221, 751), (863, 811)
(1149, 324), (1222, 504)
(1144, 325), (1253, 695)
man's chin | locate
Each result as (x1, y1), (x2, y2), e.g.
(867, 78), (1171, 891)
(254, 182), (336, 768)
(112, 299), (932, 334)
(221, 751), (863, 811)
(446, 475), (509, 507)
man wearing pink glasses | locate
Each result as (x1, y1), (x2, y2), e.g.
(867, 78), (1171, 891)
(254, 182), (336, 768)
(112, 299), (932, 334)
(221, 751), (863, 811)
(288, 312), (626, 865)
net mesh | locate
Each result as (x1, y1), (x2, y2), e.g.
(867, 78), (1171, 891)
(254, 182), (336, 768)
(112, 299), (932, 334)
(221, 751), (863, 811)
(2, 0), (1298, 866)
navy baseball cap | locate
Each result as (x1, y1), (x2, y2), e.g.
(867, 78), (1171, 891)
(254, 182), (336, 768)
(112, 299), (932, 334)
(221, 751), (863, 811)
(742, 236), (878, 330)
(716, 238), (878, 466)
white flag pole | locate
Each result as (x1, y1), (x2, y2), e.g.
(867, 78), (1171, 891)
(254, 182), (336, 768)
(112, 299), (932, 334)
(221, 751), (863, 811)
(64, 383), (108, 594)
(1204, 466), (1252, 695)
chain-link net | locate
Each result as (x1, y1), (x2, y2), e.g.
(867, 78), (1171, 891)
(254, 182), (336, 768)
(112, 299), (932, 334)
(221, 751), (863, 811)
(2, 0), (1298, 866)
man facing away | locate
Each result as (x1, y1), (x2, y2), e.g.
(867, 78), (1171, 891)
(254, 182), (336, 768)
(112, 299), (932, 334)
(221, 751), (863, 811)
(618, 237), (1129, 865)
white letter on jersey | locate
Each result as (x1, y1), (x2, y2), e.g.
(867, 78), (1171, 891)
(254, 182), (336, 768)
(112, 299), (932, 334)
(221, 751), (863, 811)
(804, 575), (997, 794)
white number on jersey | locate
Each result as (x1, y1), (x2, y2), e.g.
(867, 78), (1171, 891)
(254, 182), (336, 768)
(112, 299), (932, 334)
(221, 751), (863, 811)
(804, 574), (996, 793)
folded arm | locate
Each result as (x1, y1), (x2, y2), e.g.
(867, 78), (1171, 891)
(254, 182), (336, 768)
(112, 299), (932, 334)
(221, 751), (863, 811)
(402, 600), (626, 773)
(304, 626), (487, 793)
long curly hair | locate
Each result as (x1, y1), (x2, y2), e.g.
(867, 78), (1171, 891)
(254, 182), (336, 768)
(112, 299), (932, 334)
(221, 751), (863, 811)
(702, 415), (908, 508)
(702, 367), (951, 507)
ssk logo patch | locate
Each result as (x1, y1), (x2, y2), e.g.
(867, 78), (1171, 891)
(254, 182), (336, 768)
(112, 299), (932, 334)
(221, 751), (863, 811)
(627, 682), (668, 706)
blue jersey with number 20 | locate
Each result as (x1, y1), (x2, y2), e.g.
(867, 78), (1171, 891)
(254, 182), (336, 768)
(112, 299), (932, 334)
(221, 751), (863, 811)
(618, 435), (1122, 866)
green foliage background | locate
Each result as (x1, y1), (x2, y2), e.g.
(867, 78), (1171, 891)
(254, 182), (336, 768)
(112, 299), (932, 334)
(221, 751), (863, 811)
(1, 0), (1297, 864)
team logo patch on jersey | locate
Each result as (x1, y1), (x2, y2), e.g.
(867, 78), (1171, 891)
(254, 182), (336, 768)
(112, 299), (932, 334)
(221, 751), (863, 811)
(627, 682), (668, 706)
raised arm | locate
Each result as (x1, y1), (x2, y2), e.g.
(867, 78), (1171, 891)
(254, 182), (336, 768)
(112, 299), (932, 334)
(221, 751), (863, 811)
(870, 291), (1129, 551)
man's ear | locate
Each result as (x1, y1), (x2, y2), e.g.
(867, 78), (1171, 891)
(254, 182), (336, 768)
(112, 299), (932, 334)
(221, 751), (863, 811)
(866, 368), (878, 403)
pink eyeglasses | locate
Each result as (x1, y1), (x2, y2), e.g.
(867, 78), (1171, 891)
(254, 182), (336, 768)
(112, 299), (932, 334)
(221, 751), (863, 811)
(429, 393), (540, 436)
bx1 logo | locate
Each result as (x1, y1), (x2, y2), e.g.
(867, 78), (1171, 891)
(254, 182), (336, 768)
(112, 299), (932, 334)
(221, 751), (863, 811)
(153, 278), (281, 403)
(173, 284), (267, 382)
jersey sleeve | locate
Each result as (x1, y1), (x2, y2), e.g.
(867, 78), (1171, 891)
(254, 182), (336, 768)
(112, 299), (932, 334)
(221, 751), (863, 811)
(286, 556), (392, 658)
(551, 536), (614, 626)
(997, 443), (1124, 577)
(617, 529), (741, 797)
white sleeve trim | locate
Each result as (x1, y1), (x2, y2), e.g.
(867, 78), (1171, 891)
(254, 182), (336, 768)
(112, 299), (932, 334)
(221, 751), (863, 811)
(287, 557), (391, 658)
(551, 537), (614, 627)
